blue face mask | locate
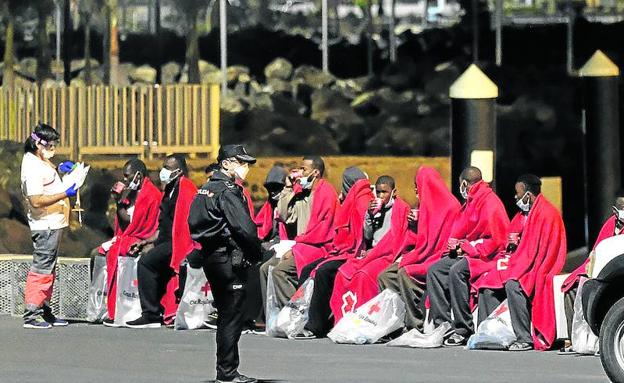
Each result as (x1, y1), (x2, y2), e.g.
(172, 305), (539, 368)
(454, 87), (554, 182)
(299, 174), (315, 190)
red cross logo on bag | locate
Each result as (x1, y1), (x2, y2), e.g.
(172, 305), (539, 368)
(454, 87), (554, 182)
(367, 303), (381, 316)
(493, 303), (508, 317)
(201, 282), (211, 296)
(341, 291), (357, 315)
(291, 286), (304, 301)
(132, 279), (138, 287)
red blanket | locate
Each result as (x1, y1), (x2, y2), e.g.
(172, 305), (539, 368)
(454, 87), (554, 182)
(562, 216), (618, 293)
(255, 201), (288, 241)
(329, 179), (374, 258)
(161, 176), (199, 321)
(330, 197), (411, 322)
(452, 181), (510, 283)
(399, 167), (461, 282)
(238, 180), (255, 220)
(291, 179), (339, 276)
(474, 195), (567, 350)
(105, 178), (162, 319)
(309, 179), (373, 278)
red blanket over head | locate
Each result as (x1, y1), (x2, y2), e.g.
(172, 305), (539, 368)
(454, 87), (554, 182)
(329, 197), (411, 322)
(291, 179), (338, 276)
(399, 167), (461, 282)
(452, 181), (510, 283)
(329, 179), (374, 258)
(105, 178), (162, 319)
(474, 194), (567, 350)
(162, 176), (199, 321)
(562, 216), (618, 293)
(308, 179), (373, 278)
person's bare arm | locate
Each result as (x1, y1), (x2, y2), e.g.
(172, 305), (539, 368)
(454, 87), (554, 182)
(28, 192), (70, 209)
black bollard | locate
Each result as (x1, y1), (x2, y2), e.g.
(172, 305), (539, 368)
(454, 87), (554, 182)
(580, 50), (620, 246)
(450, 64), (498, 196)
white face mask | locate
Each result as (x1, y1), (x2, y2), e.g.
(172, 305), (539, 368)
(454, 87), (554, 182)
(613, 206), (624, 222)
(159, 168), (180, 185)
(42, 148), (55, 160)
(385, 190), (396, 208)
(459, 181), (469, 200)
(127, 172), (141, 191)
(516, 192), (531, 212)
(234, 163), (250, 181)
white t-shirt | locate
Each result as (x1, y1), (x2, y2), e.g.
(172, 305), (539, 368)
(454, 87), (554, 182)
(20, 152), (70, 231)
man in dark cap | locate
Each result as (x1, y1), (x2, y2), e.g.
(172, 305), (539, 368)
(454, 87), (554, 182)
(188, 144), (261, 383)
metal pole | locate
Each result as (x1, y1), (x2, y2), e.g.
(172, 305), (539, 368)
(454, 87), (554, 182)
(322, 0), (328, 72)
(566, 1), (575, 75)
(63, 0), (72, 85)
(495, 0), (502, 66)
(471, 0), (479, 62)
(55, 1), (62, 82)
(389, 0), (397, 63)
(220, 0), (227, 97)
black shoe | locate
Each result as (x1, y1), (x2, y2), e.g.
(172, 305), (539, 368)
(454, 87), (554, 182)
(444, 333), (468, 346)
(126, 315), (162, 329)
(42, 311), (69, 327)
(102, 318), (121, 328)
(216, 373), (257, 383)
(204, 312), (218, 329)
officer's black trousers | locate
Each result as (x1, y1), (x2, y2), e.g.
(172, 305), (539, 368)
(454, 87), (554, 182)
(203, 259), (247, 381)
(137, 242), (174, 319)
(298, 258), (345, 337)
(477, 280), (533, 344)
(427, 256), (473, 336)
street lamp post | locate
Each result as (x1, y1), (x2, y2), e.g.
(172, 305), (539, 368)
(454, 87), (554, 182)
(220, 0), (227, 96)
(322, 0), (328, 72)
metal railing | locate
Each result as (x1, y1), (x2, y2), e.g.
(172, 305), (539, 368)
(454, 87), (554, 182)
(0, 84), (220, 160)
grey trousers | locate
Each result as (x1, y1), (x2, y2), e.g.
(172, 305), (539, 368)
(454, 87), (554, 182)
(477, 279), (533, 344)
(379, 263), (427, 330)
(24, 228), (64, 321)
(260, 255), (298, 309)
(427, 256), (473, 336)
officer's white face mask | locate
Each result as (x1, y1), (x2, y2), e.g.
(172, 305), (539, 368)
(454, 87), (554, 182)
(234, 163), (250, 181)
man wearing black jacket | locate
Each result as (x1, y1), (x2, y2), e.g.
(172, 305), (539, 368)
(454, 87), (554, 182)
(188, 144), (261, 383)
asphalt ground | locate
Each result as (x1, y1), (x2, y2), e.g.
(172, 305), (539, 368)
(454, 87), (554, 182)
(0, 316), (608, 383)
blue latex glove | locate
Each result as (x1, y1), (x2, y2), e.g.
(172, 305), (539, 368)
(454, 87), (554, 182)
(59, 161), (75, 173)
(65, 184), (78, 198)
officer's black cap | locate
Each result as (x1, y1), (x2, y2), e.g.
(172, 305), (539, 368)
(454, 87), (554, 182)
(217, 144), (257, 164)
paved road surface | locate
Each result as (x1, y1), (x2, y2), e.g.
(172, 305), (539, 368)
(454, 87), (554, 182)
(0, 317), (608, 383)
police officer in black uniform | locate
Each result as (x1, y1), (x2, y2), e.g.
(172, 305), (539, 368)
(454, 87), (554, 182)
(188, 145), (261, 383)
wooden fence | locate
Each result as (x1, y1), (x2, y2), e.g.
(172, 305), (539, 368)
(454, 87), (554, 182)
(0, 84), (220, 160)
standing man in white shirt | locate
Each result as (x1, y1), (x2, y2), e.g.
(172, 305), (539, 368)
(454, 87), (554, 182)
(20, 123), (79, 329)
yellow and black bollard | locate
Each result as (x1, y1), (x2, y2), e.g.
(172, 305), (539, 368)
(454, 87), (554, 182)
(580, 50), (620, 245)
(449, 64), (499, 195)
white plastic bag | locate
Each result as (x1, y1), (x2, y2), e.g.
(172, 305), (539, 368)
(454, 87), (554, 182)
(174, 265), (216, 330)
(571, 277), (599, 354)
(277, 278), (314, 339)
(265, 266), (286, 338)
(387, 322), (451, 348)
(328, 289), (406, 344)
(87, 255), (108, 323)
(114, 255), (142, 326)
(467, 300), (517, 350)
